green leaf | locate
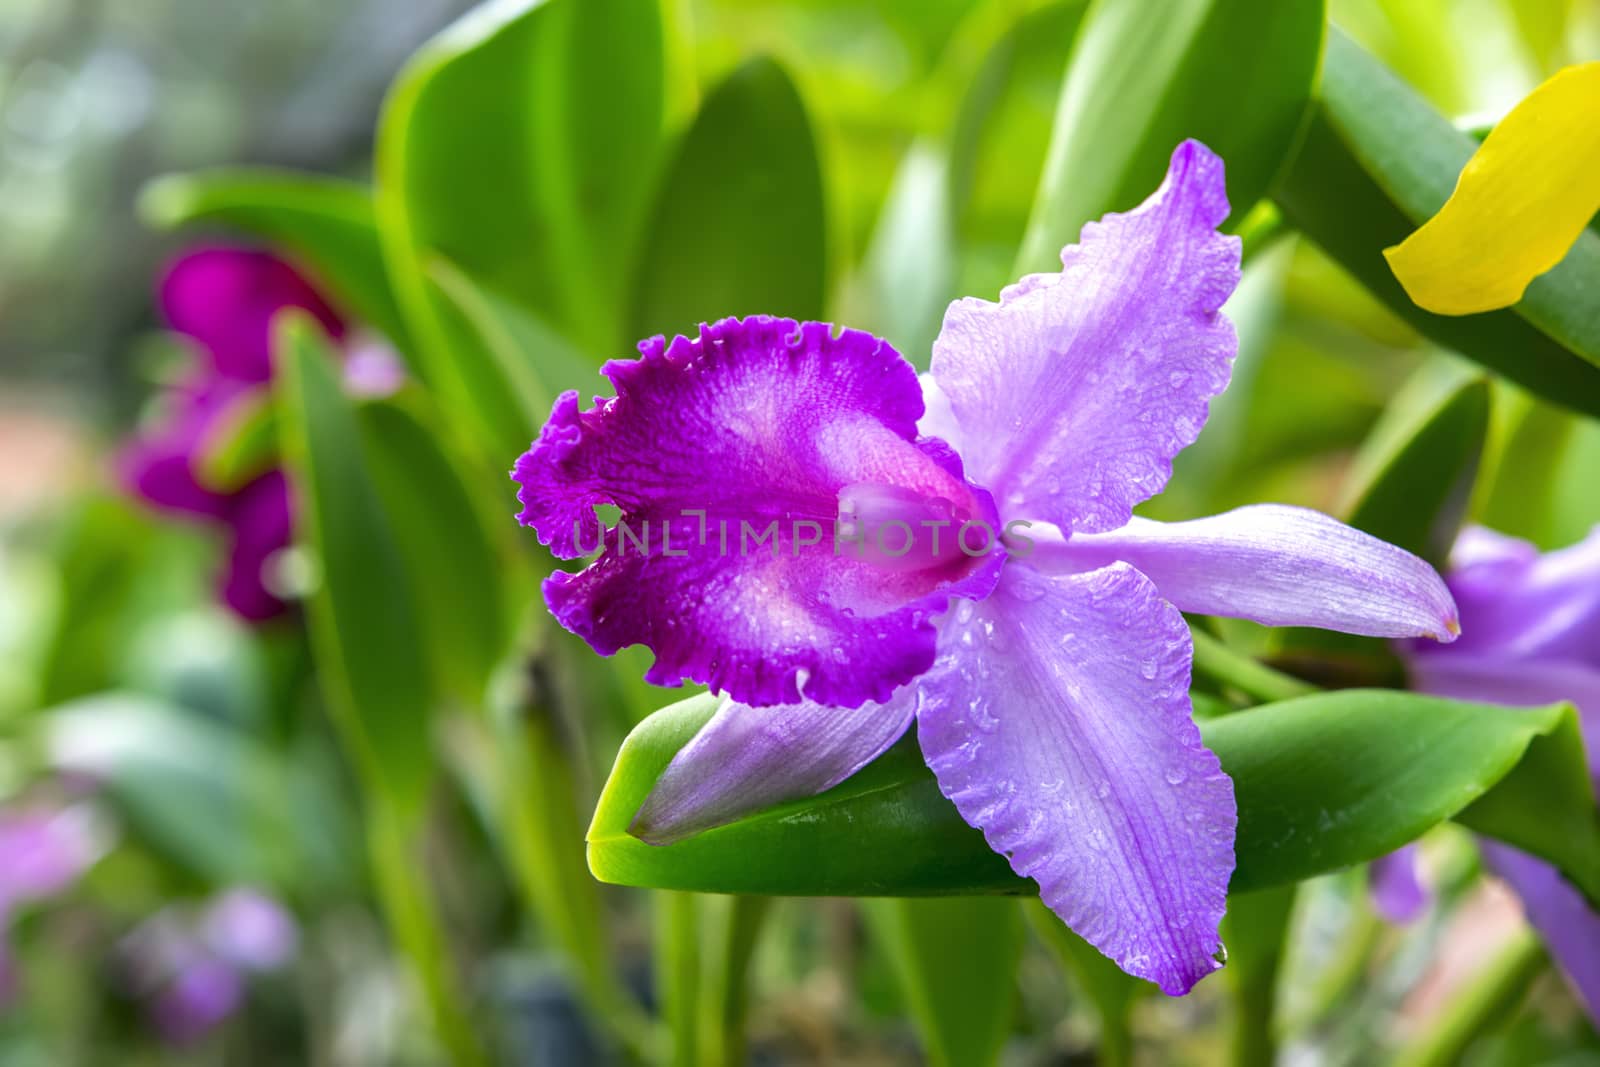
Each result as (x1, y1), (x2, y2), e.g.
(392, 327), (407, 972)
(140, 168), (412, 349)
(375, 0), (663, 459)
(378, 0), (663, 353)
(1478, 394), (1577, 548)
(863, 898), (1022, 1067)
(587, 691), (1598, 906)
(44, 693), (290, 887)
(1336, 364), (1489, 569)
(1312, 29), (1600, 366)
(1015, 0), (1324, 271)
(194, 391), (279, 494)
(629, 58), (827, 339)
(274, 315), (433, 810)
(1273, 29), (1600, 416)
(355, 397), (512, 703)
(427, 255), (601, 419)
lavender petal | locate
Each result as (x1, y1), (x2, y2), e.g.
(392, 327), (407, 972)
(630, 689), (917, 845)
(915, 561), (1235, 995)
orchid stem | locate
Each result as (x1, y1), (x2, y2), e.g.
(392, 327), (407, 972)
(698, 895), (771, 1067)
(1191, 630), (1318, 705)
(1027, 901), (1141, 1067)
(1391, 929), (1546, 1067)
(367, 803), (485, 1067)
(657, 891), (702, 1067)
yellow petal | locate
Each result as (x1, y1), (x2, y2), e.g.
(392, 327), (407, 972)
(1384, 61), (1600, 316)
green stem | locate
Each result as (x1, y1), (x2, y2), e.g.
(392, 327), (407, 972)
(698, 896), (772, 1067)
(1191, 630), (1318, 706)
(657, 892), (701, 1067)
(495, 703), (654, 1057)
(1026, 901), (1140, 1067)
(1223, 885), (1297, 1067)
(1391, 930), (1546, 1067)
(367, 804), (485, 1067)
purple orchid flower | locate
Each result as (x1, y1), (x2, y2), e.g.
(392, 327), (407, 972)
(513, 141), (1459, 994)
(120, 245), (401, 622)
(1401, 524), (1600, 1020)
(124, 887), (297, 1044)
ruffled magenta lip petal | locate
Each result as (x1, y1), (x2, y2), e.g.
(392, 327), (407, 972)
(514, 316), (1005, 708)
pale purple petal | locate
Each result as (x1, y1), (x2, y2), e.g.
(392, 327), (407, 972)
(1036, 505), (1460, 641)
(631, 689), (918, 845)
(515, 316), (1003, 708)
(0, 807), (98, 908)
(201, 889), (297, 973)
(160, 246), (344, 383)
(915, 561), (1235, 995)
(1437, 524), (1600, 662)
(930, 140), (1240, 533)
(152, 956), (244, 1045)
(1481, 840), (1600, 1023)
(1369, 844), (1430, 924)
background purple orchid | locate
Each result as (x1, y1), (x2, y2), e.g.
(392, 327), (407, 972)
(121, 888), (298, 1045)
(515, 141), (1460, 995)
(117, 246), (344, 622)
(1401, 525), (1600, 1021)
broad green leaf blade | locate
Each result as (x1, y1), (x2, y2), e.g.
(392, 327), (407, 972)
(275, 315), (433, 810)
(1016, 0), (1324, 271)
(587, 691), (1598, 905)
(1273, 31), (1600, 416)
(377, 0), (665, 355)
(630, 58), (827, 339)
(863, 898), (1022, 1067)
(140, 168), (411, 349)
(427, 256), (601, 418)
(1478, 394), (1577, 548)
(1311, 29), (1600, 365)
(356, 397), (513, 703)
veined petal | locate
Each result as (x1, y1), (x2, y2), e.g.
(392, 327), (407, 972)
(1384, 62), (1600, 315)
(160, 246), (344, 383)
(630, 689), (917, 845)
(1036, 506), (1459, 641)
(915, 562), (1235, 995)
(1437, 524), (1600, 662)
(517, 317), (1003, 708)
(1369, 844), (1429, 924)
(1480, 840), (1600, 1023)
(930, 140), (1241, 534)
